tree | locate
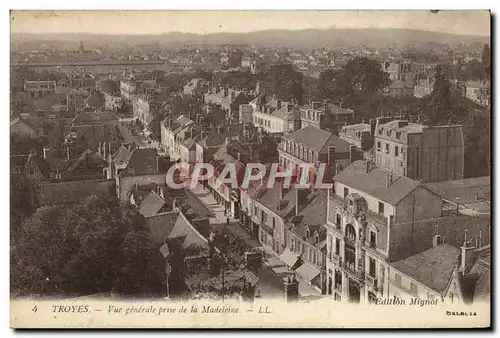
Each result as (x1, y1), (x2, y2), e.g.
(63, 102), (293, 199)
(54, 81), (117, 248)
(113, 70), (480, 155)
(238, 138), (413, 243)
(148, 110), (166, 142)
(11, 196), (154, 298)
(426, 65), (453, 125)
(334, 57), (390, 98)
(482, 44), (490, 75)
(260, 64), (304, 104)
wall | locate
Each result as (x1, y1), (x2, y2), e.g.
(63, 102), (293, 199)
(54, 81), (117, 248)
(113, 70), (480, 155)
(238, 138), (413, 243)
(387, 267), (440, 301)
(334, 181), (395, 219)
(239, 104), (253, 124)
(117, 173), (166, 202)
(395, 186), (442, 224)
(38, 178), (115, 206)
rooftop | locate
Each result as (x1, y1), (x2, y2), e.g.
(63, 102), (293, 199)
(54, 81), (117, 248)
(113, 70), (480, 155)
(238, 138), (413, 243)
(283, 126), (350, 153)
(391, 244), (460, 293)
(333, 160), (422, 205)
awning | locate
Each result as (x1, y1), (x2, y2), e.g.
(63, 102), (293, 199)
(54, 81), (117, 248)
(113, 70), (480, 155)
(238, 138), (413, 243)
(279, 248), (299, 268)
(296, 261), (321, 282)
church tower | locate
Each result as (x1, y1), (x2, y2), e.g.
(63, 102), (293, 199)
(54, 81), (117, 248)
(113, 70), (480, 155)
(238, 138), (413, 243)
(79, 41), (85, 53)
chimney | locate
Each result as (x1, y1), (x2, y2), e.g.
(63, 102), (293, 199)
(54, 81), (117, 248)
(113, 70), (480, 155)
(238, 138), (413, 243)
(460, 229), (476, 274)
(225, 137), (230, 146)
(237, 152), (242, 162)
(385, 171), (394, 188)
(66, 147), (70, 160)
(284, 274), (299, 302)
(432, 220), (443, 247)
(295, 188), (309, 215)
(369, 118), (376, 137)
(43, 147), (49, 160)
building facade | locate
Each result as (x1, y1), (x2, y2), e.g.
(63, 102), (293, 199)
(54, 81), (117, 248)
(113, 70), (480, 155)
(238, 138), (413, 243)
(324, 160), (443, 303)
(374, 119), (464, 182)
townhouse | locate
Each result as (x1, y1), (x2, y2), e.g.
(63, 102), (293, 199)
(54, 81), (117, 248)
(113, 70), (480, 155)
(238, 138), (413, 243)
(251, 96), (301, 134)
(278, 126), (357, 184)
(300, 101), (355, 134)
(204, 85), (253, 123)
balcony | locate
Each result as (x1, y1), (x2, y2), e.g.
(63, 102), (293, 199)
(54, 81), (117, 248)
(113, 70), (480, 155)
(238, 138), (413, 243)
(329, 253), (340, 265)
(344, 235), (357, 246)
(261, 222), (274, 236)
(365, 274), (378, 290)
(342, 260), (365, 281)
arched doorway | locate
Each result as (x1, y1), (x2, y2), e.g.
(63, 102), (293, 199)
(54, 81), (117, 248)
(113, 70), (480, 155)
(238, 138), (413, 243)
(348, 279), (361, 303)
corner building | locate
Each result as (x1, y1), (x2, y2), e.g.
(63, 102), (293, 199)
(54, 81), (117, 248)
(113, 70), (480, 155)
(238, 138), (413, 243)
(324, 160), (443, 303)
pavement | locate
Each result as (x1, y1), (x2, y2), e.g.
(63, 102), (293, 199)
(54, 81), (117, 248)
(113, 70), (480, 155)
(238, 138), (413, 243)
(187, 183), (322, 300)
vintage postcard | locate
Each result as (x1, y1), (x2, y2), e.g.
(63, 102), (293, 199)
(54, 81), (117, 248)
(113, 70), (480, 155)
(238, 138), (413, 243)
(10, 10), (491, 328)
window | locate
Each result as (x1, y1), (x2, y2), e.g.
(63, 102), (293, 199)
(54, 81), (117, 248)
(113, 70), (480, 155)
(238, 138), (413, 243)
(272, 217), (276, 229)
(395, 274), (401, 286)
(395, 146), (399, 156)
(385, 143), (389, 154)
(410, 282), (417, 294)
(262, 210), (267, 223)
(291, 237), (295, 251)
(370, 231), (376, 247)
(369, 258), (376, 277)
(253, 206), (258, 216)
(378, 202), (385, 215)
(344, 187), (349, 198)
(396, 131), (401, 139)
(377, 141), (381, 150)
(449, 293), (455, 303)
(335, 238), (340, 255)
(335, 214), (341, 228)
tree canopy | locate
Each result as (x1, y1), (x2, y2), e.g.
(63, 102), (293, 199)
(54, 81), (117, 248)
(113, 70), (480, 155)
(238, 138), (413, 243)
(11, 196), (154, 298)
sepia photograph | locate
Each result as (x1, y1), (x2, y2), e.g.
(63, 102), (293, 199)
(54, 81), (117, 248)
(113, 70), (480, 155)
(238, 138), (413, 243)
(9, 9), (491, 328)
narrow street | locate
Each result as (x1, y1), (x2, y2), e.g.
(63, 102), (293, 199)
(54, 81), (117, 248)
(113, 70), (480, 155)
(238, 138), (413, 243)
(187, 181), (322, 301)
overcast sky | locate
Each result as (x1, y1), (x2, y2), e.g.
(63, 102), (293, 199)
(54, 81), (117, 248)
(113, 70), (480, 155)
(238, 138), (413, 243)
(11, 10), (490, 37)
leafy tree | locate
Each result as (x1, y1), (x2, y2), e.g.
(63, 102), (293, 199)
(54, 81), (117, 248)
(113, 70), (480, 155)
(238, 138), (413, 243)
(334, 57), (390, 98)
(11, 196), (154, 298)
(482, 44), (490, 75)
(148, 110), (166, 142)
(426, 65), (453, 125)
(260, 64), (304, 104)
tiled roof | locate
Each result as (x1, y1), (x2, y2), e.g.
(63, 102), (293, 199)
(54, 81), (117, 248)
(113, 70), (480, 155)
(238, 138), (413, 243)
(425, 177), (491, 203)
(284, 126), (351, 153)
(391, 244), (460, 293)
(139, 190), (167, 217)
(168, 212), (209, 250)
(333, 160), (421, 205)
(145, 211), (179, 244)
(126, 148), (158, 174)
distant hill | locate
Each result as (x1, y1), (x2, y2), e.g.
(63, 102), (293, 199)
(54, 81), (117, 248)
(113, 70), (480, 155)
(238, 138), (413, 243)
(11, 28), (490, 51)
